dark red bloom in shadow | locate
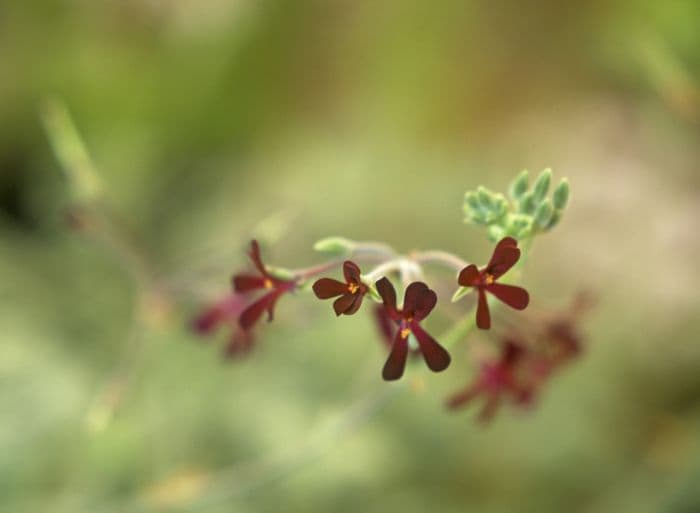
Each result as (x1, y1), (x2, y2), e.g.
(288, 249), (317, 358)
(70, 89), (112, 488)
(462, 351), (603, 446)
(232, 240), (297, 330)
(193, 292), (256, 358)
(458, 237), (529, 329)
(312, 261), (368, 316)
(447, 339), (535, 422)
(373, 304), (396, 349)
(375, 277), (451, 381)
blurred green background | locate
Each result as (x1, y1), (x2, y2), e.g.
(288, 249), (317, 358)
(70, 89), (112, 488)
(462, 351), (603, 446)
(2, 1), (700, 512)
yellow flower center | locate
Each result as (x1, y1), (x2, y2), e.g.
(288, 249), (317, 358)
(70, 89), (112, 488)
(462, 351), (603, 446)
(347, 283), (359, 294)
(400, 328), (411, 339)
(485, 274), (495, 285)
(263, 279), (274, 289)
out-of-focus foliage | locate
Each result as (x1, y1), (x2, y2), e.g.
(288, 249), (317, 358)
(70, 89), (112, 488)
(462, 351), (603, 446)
(1, 1), (700, 513)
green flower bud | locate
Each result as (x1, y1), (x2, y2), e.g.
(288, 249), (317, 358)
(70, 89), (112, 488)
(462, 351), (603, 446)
(519, 191), (536, 215)
(266, 266), (296, 281)
(488, 224), (505, 242)
(451, 286), (472, 303)
(492, 193), (508, 219)
(533, 168), (552, 203)
(534, 199), (553, 228)
(509, 170), (529, 200)
(464, 191), (481, 211)
(509, 214), (533, 239)
(553, 178), (570, 210)
(313, 237), (354, 255)
(546, 209), (562, 230)
(467, 210), (488, 225)
(477, 186), (494, 209)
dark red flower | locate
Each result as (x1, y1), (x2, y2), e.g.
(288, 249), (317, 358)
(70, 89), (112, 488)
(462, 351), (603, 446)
(193, 293), (244, 334)
(458, 237), (530, 330)
(373, 304), (396, 349)
(232, 240), (297, 330)
(312, 261), (368, 316)
(447, 339), (535, 422)
(192, 292), (256, 358)
(375, 277), (451, 381)
(545, 318), (582, 364)
(223, 330), (255, 358)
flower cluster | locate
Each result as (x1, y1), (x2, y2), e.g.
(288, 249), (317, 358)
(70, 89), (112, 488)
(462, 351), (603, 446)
(191, 169), (583, 422)
(447, 293), (590, 421)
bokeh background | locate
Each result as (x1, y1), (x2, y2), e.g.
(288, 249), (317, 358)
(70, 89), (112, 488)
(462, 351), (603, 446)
(2, 1), (700, 512)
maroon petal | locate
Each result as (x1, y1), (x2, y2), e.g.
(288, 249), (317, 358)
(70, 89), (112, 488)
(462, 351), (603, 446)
(376, 277), (400, 320)
(458, 264), (480, 287)
(343, 260), (362, 284)
(446, 384), (482, 410)
(373, 305), (395, 347)
(382, 331), (409, 381)
(477, 395), (502, 423)
(223, 331), (255, 358)
(193, 307), (222, 334)
(502, 339), (527, 365)
(403, 282), (429, 315)
(490, 236), (518, 259)
(248, 239), (269, 277)
(239, 291), (279, 330)
(487, 238), (520, 278)
(410, 322), (451, 372)
(332, 293), (357, 316)
(486, 283), (529, 310)
(413, 288), (437, 321)
(233, 274), (267, 292)
(343, 293), (364, 316)
(476, 288), (491, 329)
(312, 278), (348, 299)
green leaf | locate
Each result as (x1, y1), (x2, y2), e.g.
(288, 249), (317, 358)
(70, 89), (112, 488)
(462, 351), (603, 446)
(509, 170), (529, 199)
(553, 178), (570, 210)
(451, 286), (472, 303)
(313, 237), (354, 255)
(534, 199), (553, 228)
(533, 168), (552, 203)
(41, 99), (103, 203)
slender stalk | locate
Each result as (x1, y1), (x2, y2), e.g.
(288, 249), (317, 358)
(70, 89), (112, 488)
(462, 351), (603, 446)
(410, 250), (469, 272)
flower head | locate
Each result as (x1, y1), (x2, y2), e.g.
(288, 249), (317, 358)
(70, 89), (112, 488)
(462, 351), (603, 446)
(375, 277), (451, 381)
(232, 240), (297, 330)
(458, 237), (530, 329)
(312, 261), (368, 316)
(192, 292), (256, 358)
(446, 339), (536, 422)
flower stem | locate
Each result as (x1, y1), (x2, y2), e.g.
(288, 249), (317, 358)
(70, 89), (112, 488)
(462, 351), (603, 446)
(409, 250), (468, 272)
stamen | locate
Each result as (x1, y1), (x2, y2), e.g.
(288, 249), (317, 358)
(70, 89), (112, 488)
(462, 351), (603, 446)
(263, 279), (274, 289)
(400, 328), (411, 339)
(485, 274), (495, 285)
(347, 283), (359, 294)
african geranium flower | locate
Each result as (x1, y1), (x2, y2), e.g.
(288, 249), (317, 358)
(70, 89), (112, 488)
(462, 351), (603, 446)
(232, 240), (297, 330)
(458, 237), (530, 329)
(375, 277), (451, 381)
(312, 261), (368, 316)
(446, 339), (535, 422)
(192, 292), (255, 358)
